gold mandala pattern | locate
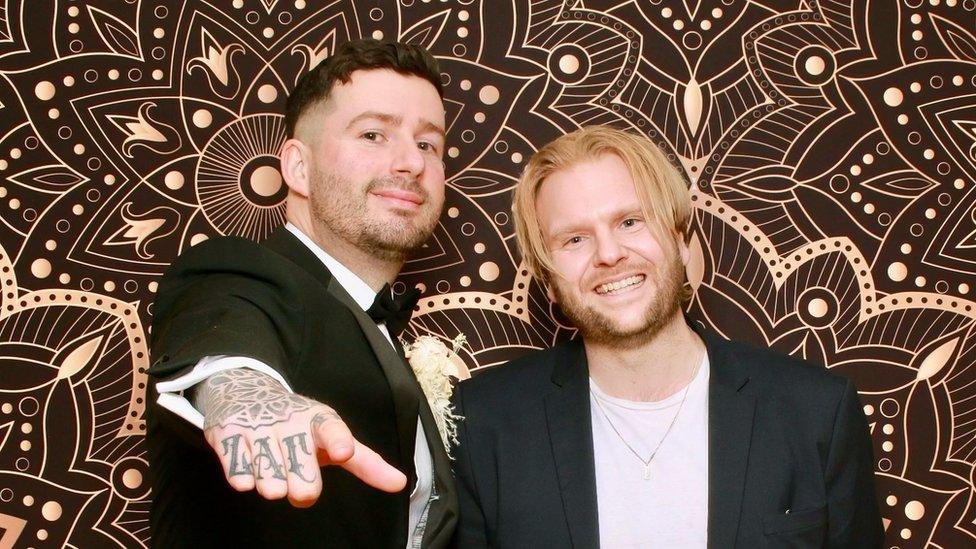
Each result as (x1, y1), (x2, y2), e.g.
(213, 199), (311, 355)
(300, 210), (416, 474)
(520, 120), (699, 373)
(0, 1), (972, 547)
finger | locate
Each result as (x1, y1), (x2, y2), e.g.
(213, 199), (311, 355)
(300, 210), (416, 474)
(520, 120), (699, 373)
(278, 429), (322, 508)
(310, 410), (406, 493)
(209, 430), (255, 492)
(248, 433), (289, 500)
(310, 409), (355, 463)
(340, 440), (408, 493)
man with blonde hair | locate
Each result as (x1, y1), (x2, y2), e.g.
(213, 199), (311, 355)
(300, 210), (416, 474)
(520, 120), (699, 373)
(451, 126), (882, 547)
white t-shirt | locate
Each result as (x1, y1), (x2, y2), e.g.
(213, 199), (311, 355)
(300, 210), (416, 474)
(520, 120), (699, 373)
(590, 355), (710, 548)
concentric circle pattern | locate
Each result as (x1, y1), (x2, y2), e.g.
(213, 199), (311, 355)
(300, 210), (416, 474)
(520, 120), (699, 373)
(0, 2), (974, 547)
(196, 114), (287, 240)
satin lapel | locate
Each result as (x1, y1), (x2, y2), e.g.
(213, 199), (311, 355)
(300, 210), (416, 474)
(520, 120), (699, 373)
(264, 228), (424, 469)
(418, 364), (458, 548)
(263, 227), (460, 542)
(545, 343), (600, 549)
(326, 279), (422, 467)
(264, 230), (457, 544)
(705, 337), (756, 549)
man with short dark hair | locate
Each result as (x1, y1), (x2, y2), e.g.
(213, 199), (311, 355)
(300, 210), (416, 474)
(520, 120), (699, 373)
(147, 39), (456, 548)
(452, 126), (883, 547)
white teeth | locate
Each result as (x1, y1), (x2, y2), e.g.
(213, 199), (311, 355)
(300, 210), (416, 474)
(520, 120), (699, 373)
(596, 275), (644, 295)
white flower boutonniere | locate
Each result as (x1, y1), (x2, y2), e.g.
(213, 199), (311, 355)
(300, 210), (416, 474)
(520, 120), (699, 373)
(404, 334), (470, 456)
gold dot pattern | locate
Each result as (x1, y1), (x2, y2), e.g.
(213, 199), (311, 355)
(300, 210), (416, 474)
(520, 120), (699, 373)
(0, 2), (971, 547)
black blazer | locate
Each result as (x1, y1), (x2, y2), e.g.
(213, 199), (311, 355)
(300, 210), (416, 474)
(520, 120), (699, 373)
(452, 327), (883, 548)
(147, 227), (457, 548)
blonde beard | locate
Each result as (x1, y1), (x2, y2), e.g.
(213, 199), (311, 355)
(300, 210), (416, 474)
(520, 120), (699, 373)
(552, 253), (685, 348)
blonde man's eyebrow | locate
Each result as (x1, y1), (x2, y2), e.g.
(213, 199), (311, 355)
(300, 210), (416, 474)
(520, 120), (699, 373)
(547, 223), (586, 243)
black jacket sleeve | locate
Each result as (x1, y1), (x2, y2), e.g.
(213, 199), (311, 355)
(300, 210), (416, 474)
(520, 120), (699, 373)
(148, 237), (305, 384)
(824, 380), (884, 548)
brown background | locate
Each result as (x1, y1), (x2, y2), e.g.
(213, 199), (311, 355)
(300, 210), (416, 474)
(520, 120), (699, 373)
(0, 0), (974, 547)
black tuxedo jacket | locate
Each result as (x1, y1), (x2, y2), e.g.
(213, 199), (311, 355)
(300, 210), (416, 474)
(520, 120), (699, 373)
(452, 327), (883, 548)
(147, 228), (457, 548)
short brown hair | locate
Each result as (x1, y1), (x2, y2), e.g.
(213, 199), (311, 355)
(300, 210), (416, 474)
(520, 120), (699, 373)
(284, 38), (442, 138)
(512, 126), (692, 283)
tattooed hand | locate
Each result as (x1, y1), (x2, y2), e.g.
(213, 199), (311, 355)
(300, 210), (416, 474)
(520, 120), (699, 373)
(197, 368), (408, 507)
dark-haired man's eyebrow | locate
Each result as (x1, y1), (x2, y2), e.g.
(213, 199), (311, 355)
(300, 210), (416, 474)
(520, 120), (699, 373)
(346, 111), (445, 138)
(418, 120), (446, 140)
(346, 111), (400, 130)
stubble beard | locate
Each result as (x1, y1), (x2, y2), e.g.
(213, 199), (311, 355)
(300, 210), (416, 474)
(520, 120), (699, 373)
(309, 169), (441, 262)
(552, 253), (685, 348)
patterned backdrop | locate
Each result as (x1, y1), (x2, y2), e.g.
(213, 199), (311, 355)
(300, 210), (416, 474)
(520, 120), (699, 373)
(0, 0), (973, 546)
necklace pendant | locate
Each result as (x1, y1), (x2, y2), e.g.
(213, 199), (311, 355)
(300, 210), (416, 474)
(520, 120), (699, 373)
(642, 464), (652, 480)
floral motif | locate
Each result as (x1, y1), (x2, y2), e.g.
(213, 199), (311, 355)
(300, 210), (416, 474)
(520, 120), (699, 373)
(404, 335), (469, 455)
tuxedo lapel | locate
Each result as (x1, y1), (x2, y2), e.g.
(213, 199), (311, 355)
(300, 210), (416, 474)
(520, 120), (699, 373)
(264, 228), (456, 547)
(417, 381), (458, 548)
(326, 278), (422, 468)
(705, 337), (756, 549)
(263, 229), (422, 465)
(545, 342), (600, 549)
(326, 279), (457, 548)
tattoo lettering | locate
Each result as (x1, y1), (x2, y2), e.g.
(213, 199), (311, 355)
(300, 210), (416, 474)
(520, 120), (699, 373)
(220, 434), (252, 476)
(281, 432), (315, 482)
(251, 436), (287, 481)
(201, 368), (314, 430)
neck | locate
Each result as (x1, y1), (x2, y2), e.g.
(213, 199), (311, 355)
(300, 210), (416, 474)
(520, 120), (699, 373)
(286, 207), (401, 292)
(584, 312), (705, 402)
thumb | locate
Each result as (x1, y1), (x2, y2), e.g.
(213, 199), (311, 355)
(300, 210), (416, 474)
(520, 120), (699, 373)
(310, 409), (408, 493)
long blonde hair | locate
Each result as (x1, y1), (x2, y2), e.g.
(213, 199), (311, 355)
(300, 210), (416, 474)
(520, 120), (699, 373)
(512, 126), (692, 283)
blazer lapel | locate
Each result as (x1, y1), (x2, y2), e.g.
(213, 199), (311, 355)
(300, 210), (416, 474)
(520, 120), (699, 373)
(418, 387), (458, 548)
(264, 228), (456, 546)
(264, 228), (422, 466)
(705, 335), (756, 549)
(326, 278), (422, 466)
(326, 280), (457, 548)
(545, 342), (600, 549)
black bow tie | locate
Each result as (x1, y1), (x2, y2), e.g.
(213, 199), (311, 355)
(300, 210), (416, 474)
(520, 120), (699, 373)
(366, 283), (421, 338)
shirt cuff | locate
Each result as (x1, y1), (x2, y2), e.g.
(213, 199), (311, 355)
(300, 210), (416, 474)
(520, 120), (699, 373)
(154, 355), (294, 429)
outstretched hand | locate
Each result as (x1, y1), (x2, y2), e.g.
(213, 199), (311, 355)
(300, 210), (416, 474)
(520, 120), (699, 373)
(198, 368), (407, 507)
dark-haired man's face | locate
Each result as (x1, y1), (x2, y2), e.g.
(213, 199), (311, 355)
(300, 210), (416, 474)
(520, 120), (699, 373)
(300, 69), (446, 262)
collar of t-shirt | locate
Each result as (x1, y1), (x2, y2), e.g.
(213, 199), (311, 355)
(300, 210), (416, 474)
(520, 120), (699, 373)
(284, 223), (382, 313)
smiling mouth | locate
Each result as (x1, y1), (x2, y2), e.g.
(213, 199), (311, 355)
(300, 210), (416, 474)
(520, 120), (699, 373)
(594, 274), (646, 295)
(372, 188), (423, 210)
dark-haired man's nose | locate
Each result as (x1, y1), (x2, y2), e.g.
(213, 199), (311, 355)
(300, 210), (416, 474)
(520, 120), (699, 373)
(391, 137), (425, 178)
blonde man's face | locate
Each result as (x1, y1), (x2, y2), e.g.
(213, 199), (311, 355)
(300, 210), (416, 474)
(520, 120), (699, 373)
(535, 153), (688, 344)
